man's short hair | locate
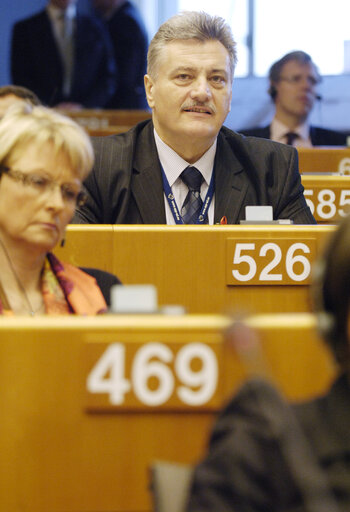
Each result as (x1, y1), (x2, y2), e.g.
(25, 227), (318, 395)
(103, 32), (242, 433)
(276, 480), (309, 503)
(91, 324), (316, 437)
(268, 51), (321, 100)
(147, 11), (237, 81)
(312, 215), (350, 367)
(0, 85), (41, 106)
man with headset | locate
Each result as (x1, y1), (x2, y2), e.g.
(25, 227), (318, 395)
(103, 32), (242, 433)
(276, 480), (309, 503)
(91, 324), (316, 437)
(240, 51), (347, 147)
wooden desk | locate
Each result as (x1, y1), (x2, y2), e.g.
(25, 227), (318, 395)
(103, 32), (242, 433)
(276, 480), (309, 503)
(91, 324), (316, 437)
(301, 175), (350, 223)
(57, 108), (151, 133)
(0, 313), (336, 512)
(87, 126), (134, 136)
(56, 225), (335, 315)
(298, 146), (350, 174)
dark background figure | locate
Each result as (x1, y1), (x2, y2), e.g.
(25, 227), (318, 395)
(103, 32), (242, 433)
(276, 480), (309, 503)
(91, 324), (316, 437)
(186, 212), (350, 512)
(10, 0), (117, 109)
(240, 51), (347, 147)
(92, 0), (149, 109)
(0, 85), (41, 119)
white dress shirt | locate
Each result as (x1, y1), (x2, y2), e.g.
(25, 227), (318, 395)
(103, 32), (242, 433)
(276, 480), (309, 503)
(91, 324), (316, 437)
(47, 3), (76, 96)
(270, 118), (312, 148)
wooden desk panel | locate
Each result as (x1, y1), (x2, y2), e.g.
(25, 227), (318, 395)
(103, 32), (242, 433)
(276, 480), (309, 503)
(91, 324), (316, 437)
(301, 175), (350, 223)
(0, 314), (336, 512)
(61, 225), (114, 270)
(56, 225), (335, 315)
(298, 146), (350, 174)
(57, 108), (151, 131)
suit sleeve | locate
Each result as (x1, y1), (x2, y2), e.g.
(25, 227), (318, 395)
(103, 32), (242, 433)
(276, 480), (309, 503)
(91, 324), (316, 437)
(273, 145), (316, 224)
(72, 134), (135, 224)
(186, 380), (298, 512)
(72, 169), (104, 224)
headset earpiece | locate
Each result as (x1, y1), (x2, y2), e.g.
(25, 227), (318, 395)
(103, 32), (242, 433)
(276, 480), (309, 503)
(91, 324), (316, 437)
(268, 85), (277, 100)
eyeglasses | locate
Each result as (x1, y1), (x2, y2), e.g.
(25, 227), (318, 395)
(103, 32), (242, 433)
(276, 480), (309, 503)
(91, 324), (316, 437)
(278, 75), (320, 87)
(0, 166), (87, 207)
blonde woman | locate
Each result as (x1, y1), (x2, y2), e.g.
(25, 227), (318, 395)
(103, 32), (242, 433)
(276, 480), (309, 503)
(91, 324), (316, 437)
(0, 102), (119, 315)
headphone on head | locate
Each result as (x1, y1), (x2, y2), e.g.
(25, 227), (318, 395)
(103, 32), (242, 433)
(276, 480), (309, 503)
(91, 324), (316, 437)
(268, 84), (277, 101)
(268, 84), (322, 101)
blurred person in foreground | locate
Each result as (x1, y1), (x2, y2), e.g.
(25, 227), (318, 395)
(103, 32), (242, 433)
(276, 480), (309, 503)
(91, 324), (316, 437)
(0, 85), (41, 119)
(0, 103), (119, 316)
(186, 214), (350, 511)
(73, 11), (315, 225)
(240, 51), (347, 147)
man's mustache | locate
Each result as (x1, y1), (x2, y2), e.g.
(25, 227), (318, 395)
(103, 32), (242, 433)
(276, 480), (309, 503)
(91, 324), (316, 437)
(181, 102), (217, 114)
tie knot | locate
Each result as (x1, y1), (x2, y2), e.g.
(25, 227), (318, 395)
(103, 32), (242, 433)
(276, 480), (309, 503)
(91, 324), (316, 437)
(180, 166), (203, 192)
(285, 132), (299, 146)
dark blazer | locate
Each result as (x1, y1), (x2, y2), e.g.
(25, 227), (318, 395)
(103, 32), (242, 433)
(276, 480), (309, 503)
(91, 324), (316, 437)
(11, 9), (117, 107)
(73, 120), (316, 225)
(240, 124), (348, 146)
(102, 0), (148, 109)
(187, 376), (349, 512)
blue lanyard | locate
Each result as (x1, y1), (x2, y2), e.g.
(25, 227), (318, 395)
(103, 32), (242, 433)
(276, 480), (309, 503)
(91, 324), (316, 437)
(161, 166), (215, 225)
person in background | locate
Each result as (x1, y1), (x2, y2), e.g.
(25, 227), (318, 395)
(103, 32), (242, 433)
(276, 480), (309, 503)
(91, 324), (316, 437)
(92, 0), (149, 109)
(0, 85), (41, 119)
(0, 102), (119, 315)
(240, 51), (347, 147)
(73, 11), (315, 225)
(186, 213), (350, 511)
(11, 0), (117, 109)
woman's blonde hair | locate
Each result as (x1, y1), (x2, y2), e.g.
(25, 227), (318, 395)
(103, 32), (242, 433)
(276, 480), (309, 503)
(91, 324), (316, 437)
(0, 102), (94, 180)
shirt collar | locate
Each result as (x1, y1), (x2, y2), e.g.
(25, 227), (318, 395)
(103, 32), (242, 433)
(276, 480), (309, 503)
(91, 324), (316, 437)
(271, 117), (310, 144)
(154, 129), (217, 187)
(47, 3), (76, 21)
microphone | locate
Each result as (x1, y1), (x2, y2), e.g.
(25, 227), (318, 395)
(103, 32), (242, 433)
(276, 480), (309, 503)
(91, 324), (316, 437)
(315, 94), (322, 101)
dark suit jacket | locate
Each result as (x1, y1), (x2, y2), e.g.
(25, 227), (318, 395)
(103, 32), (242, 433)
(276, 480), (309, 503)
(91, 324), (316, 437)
(102, 0), (148, 109)
(73, 120), (316, 225)
(187, 376), (349, 512)
(240, 124), (348, 146)
(11, 9), (117, 107)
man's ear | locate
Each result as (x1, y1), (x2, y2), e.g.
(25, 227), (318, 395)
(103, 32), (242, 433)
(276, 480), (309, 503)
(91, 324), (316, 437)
(144, 75), (155, 109)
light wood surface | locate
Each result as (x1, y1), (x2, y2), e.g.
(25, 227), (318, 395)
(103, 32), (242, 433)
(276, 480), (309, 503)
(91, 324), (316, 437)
(57, 108), (151, 134)
(298, 146), (350, 174)
(0, 313), (336, 512)
(301, 174), (350, 223)
(56, 225), (335, 315)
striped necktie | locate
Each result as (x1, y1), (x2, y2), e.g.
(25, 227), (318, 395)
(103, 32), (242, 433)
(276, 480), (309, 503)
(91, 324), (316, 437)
(180, 166), (205, 224)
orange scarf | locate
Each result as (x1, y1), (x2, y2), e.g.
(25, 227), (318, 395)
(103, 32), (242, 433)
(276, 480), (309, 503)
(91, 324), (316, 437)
(0, 253), (107, 315)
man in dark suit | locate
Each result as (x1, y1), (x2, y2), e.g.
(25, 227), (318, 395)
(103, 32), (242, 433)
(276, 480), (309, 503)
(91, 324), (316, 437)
(240, 51), (347, 147)
(73, 12), (315, 225)
(186, 213), (350, 512)
(92, 0), (149, 109)
(11, 0), (117, 109)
